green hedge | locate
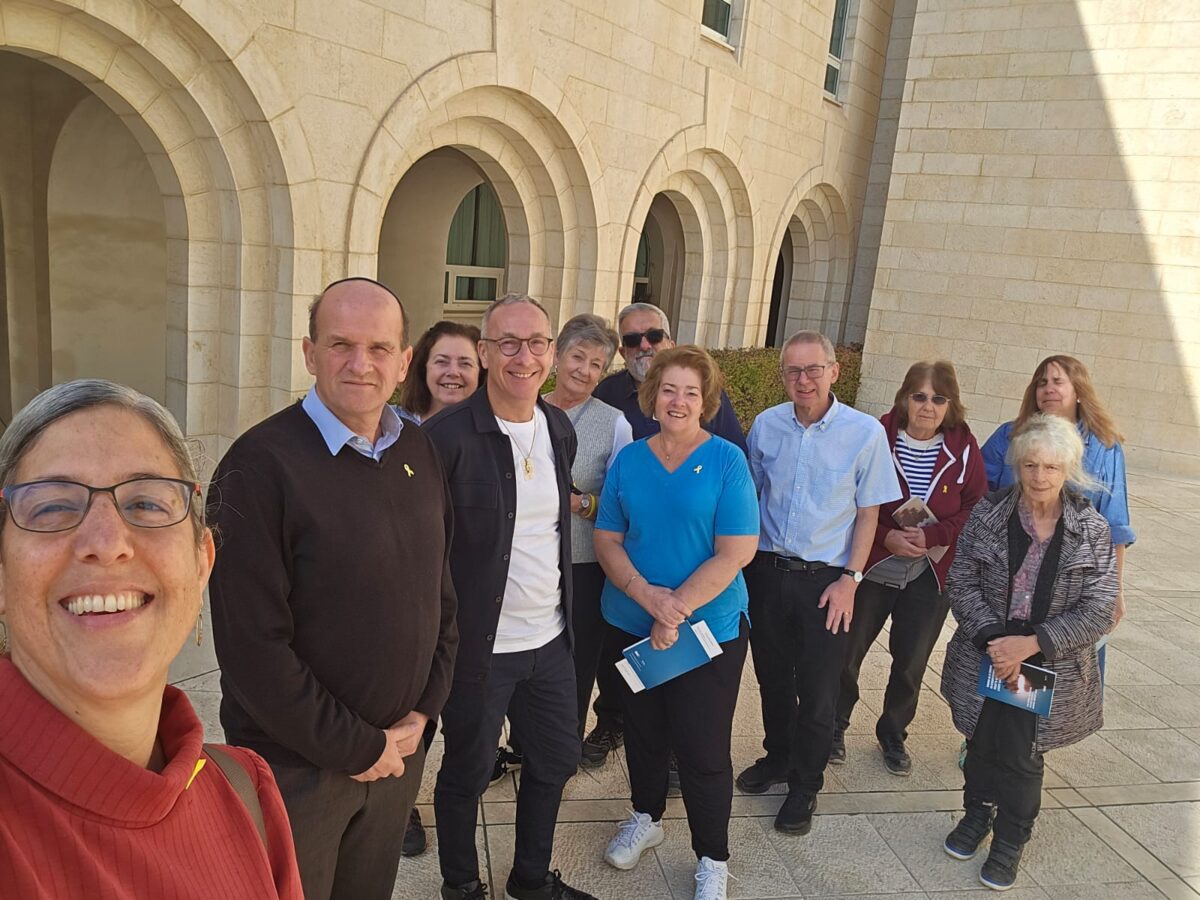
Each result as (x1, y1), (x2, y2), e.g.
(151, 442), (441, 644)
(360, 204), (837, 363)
(712, 344), (863, 432)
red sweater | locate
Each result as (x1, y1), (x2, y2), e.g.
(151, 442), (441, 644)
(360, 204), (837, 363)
(864, 410), (988, 590)
(0, 659), (302, 899)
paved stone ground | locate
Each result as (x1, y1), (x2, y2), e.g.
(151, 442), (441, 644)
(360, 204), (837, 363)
(172, 472), (1200, 899)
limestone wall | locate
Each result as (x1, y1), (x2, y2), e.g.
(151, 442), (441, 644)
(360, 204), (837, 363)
(859, 0), (1200, 476)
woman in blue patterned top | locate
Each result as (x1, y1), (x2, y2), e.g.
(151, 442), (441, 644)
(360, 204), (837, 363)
(980, 355), (1134, 627)
(593, 346), (758, 900)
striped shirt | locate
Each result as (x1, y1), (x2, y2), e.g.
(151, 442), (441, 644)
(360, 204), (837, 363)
(896, 430), (945, 501)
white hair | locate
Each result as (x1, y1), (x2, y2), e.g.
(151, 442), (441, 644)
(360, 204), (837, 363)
(1007, 413), (1104, 494)
(616, 302), (671, 340)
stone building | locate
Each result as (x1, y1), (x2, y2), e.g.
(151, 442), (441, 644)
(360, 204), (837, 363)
(0, 0), (1196, 475)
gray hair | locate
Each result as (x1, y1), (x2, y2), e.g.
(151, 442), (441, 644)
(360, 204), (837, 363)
(1007, 413), (1103, 494)
(780, 329), (836, 364)
(480, 292), (552, 338)
(0, 380), (205, 541)
(555, 314), (619, 369)
(616, 302), (671, 340)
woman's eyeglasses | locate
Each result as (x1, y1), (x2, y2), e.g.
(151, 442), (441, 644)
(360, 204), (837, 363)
(911, 392), (949, 406)
(1, 478), (200, 533)
(620, 329), (667, 349)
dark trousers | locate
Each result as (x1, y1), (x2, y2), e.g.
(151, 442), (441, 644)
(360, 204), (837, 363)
(964, 699), (1044, 845)
(434, 631), (581, 887)
(571, 561), (621, 738)
(836, 568), (949, 740)
(271, 742), (425, 900)
(746, 555), (847, 795)
(608, 618), (748, 861)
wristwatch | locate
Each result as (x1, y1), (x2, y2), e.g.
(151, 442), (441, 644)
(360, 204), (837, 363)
(579, 493), (593, 516)
(841, 568), (864, 583)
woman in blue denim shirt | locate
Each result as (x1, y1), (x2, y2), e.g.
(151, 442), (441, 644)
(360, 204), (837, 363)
(981, 355), (1134, 627)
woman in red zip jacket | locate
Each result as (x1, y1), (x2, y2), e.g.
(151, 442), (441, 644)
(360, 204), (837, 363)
(833, 360), (987, 776)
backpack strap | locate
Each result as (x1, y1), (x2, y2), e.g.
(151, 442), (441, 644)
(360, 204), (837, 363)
(203, 743), (269, 851)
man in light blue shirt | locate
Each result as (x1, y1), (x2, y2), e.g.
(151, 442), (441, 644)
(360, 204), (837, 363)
(737, 330), (901, 837)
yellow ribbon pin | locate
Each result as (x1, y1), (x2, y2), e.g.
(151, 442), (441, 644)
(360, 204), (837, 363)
(404, 464), (415, 477)
(694, 465), (703, 474)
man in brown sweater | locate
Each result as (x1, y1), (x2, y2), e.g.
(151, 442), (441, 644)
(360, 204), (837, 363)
(208, 277), (457, 900)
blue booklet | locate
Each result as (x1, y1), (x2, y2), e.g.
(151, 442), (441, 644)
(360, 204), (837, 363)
(615, 620), (723, 693)
(977, 657), (1056, 717)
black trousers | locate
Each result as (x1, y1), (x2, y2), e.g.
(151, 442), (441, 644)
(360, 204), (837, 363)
(964, 699), (1044, 845)
(836, 567), (949, 740)
(608, 618), (748, 861)
(271, 742), (425, 900)
(571, 561), (621, 738)
(746, 555), (847, 795)
(434, 631), (581, 887)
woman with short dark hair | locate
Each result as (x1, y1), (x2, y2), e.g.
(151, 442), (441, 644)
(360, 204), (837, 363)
(835, 360), (987, 776)
(0, 380), (301, 898)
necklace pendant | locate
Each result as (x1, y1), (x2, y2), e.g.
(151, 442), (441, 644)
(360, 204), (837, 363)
(523, 457), (534, 479)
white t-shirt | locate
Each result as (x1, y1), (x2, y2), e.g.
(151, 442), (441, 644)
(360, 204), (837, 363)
(494, 407), (565, 653)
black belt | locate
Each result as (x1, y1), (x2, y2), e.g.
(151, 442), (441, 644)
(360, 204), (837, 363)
(761, 551), (832, 574)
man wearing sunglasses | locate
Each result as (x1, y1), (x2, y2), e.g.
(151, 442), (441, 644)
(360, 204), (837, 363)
(424, 293), (596, 900)
(207, 278), (459, 900)
(593, 303), (747, 453)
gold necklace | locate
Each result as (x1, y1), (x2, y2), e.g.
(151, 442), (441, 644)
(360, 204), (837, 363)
(658, 431), (701, 464)
(498, 414), (538, 479)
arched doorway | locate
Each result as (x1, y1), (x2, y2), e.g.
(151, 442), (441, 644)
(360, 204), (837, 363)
(0, 52), (168, 409)
(630, 193), (694, 336)
(377, 148), (513, 339)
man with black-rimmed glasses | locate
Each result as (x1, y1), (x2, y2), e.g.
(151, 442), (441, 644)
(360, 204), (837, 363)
(737, 329), (900, 837)
(424, 293), (595, 900)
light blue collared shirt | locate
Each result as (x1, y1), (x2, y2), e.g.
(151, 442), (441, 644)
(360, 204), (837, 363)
(301, 387), (403, 461)
(747, 396), (901, 567)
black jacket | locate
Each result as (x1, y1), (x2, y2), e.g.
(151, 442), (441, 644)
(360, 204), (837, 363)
(423, 384), (577, 681)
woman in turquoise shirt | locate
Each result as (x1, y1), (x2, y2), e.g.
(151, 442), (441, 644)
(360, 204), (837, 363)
(981, 354), (1134, 627)
(593, 346), (759, 900)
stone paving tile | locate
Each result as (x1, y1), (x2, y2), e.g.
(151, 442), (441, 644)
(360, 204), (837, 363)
(1104, 648), (1176, 686)
(173, 668), (222, 691)
(1111, 685), (1200, 728)
(485, 821), (674, 899)
(1102, 730), (1200, 782)
(656, 816), (801, 898)
(1103, 802), (1200, 878)
(1100, 687), (1172, 730)
(1043, 732), (1160, 788)
(870, 810), (1035, 892)
(857, 688), (958, 735)
(184, 688), (225, 742)
(836, 732), (948, 792)
(764, 813), (921, 895)
(1020, 809), (1143, 886)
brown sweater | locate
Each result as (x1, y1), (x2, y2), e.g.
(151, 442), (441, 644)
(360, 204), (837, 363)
(207, 402), (458, 775)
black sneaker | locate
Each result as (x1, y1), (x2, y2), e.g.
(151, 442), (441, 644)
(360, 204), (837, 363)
(402, 805), (427, 857)
(441, 879), (488, 899)
(829, 728), (847, 765)
(736, 755), (788, 794)
(878, 734), (912, 776)
(580, 723), (623, 769)
(774, 790), (818, 836)
(944, 801), (995, 860)
(979, 837), (1023, 891)
(490, 746), (523, 785)
(504, 869), (598, 900)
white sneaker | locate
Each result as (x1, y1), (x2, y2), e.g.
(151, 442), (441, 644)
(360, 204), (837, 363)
(694, 857), (729, 900)
(603, 811), (664, 870)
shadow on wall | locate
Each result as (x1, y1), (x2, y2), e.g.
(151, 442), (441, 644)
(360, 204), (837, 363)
(857, 0), (1199, 478)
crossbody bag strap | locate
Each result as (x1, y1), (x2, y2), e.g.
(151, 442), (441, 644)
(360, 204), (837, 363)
(203, 743), (269, 852)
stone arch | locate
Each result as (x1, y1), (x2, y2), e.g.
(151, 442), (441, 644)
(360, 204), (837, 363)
(0, 0), (295, 459)
(764, 171), (854, 345)
(618, 127), (755, 347)
(348, 55), (601, 331)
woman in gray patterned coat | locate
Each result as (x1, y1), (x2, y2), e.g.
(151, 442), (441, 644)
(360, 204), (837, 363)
(940, 413), (1118, 891)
